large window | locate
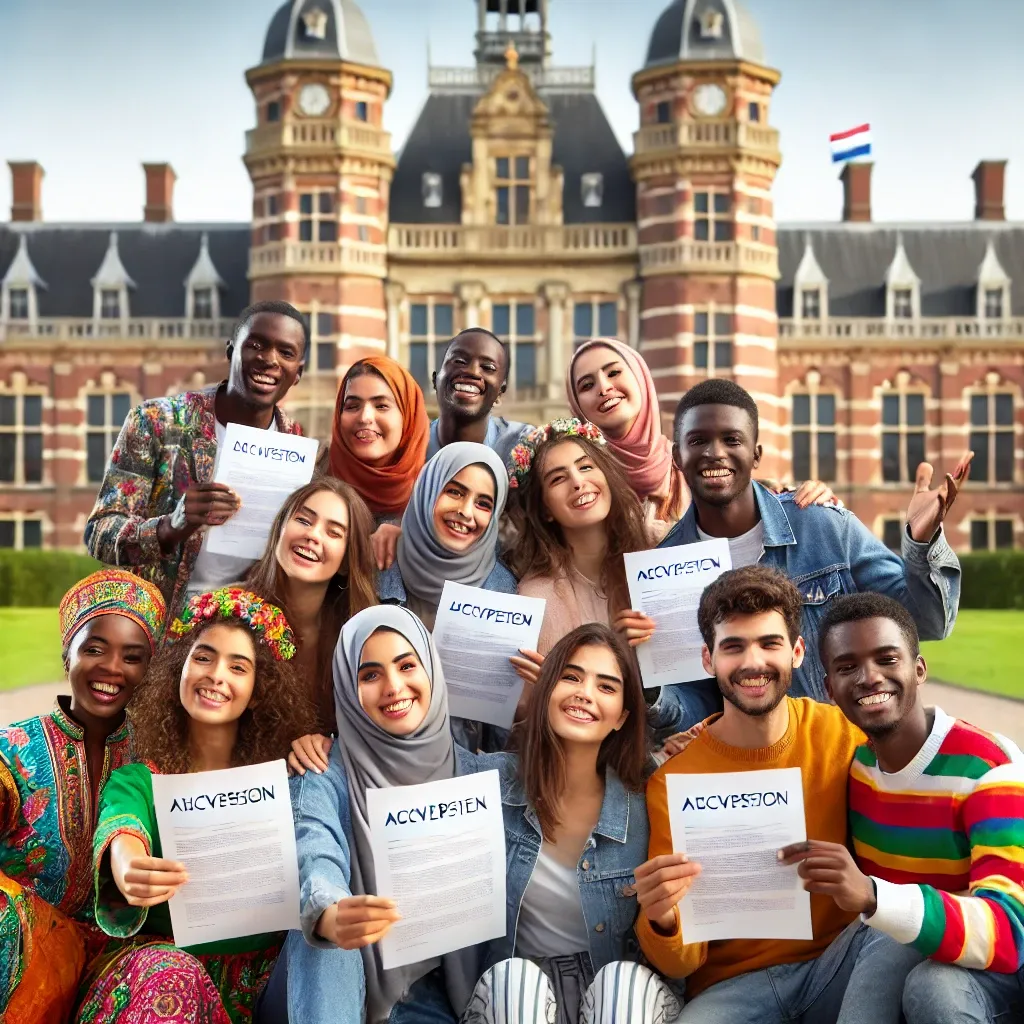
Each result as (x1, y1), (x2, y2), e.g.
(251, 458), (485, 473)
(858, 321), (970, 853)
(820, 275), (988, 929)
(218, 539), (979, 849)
(495, 156), (531, 226)
(969, 391), (1015, 484)
(314, 312), (335, 373)
(0, 393), (44, 485)
(970, 518), (1015, 551)
(693, 311), (733, 374)
(573, 301), (618, 345)
(492, 301), (538, 391)
(791, 392), (837, 482)
(86, 391), (131, 483)
(299, 191), (337, 243)
(693, 191), (732, 242)
(881, 390), (926, 483)
(409, 302), (454, 390)
(0, 518), (42, 549)
(881, 518), (904, 552)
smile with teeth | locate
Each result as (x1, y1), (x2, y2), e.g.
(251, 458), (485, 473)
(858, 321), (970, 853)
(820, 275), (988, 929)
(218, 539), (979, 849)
(292, 545), (320, 563)
(355, 429), (382, 441)
(701, 468), (732, 479)
(90, 681), (121, 696)
(197, 687), (229, 704)
(453, 382), (483, 395)
(737, 675), (774, 689)
(382, 698), (414, 715)
(443, 517), (474, 535)
(598, 395), (623, 413)
(250, 372), (278, 386)
(563, 703), (597, 722)
(858, 692), (894, 706)
(571, 492), (598, 509)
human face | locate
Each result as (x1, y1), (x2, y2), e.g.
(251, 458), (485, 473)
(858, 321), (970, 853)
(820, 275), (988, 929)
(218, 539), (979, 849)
(823, 617), (925, 739)
(357, 629), (431, 736)
(675, 404), (761, 508)
(66, 615), (151, 721)
(275, 489), (350, 584)
(702, 610), (805, 718)
(547, 643), (628, 747)
(178, 624), (257, 726)
(539, 441), (612, 531)
(340, 373), (404, 465)
(572, 346), (642, 438)
(432, 464), (496, 554)
(227, 312), (305, 410)
(433, 332), (507, 422)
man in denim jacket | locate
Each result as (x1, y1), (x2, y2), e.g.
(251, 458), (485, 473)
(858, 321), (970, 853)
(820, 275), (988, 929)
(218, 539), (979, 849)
(636, 379), (970, 732)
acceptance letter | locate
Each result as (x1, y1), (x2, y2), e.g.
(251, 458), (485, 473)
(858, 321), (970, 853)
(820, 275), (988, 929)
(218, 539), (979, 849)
(151, 760), (300, 947)
(666, 767), (812, 943)
(367, 770), (506, 970)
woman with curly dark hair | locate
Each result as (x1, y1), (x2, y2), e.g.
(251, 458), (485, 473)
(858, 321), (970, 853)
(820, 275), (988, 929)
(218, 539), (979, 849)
(76, 588), (316, 1024)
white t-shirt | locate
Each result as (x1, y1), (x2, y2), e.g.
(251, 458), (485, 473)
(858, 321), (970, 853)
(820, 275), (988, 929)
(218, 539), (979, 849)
(515, 845), (590, 959)
(697, 519), (765, 569)
(186, 417), (278, 599)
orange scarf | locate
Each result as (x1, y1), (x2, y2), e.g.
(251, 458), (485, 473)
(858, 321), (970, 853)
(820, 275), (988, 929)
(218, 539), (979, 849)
(329, 356), (429, 518)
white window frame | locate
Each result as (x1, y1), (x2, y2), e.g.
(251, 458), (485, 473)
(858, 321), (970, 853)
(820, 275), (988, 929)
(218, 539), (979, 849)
(0, 514), (45, 550)
(298, 189), (338, 243)
(491, 299), (541, 395)
(83, 388), (134, 485)
(692, 189), (733, 243)
(967, 386), (1017, 485)
(968, 515), (1017, 552)
(407, 298), (456, 388)
(790, 389), (839, 483)
(692, 307), (733, 375)
(880, 386), (929, 484)
(0, 385), (46, 487)
(572, 298), (620, 346)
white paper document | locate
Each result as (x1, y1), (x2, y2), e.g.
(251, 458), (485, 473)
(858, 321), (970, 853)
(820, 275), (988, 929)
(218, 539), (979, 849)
(367, 770), (506, 970)
(151, 760), (300, 947)
(432, 581), (545, 729)
(206, 422), (319, 559)
(624, 538), (732, 687)
(665, 767), (812, 943)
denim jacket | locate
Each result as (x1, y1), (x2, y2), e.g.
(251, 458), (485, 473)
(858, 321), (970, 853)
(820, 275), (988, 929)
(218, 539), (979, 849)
(460, 751), (649, 974)
(376, 559), (517, 605)
(654, 481), (960, 731)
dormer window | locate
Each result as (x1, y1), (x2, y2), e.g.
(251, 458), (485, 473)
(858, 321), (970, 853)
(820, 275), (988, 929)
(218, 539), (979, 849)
(422, 173), (443, 209)
(2, 235), (47, 328)
(892, 289), (913, 319)
(184, 233), (225, 322)
(581, 173), (604, 209)
(976, 239), (1010, 322)
(884, 235), (920, 322)
(801, 289), (821, 320)
(91, 232), (134, 323)
(984, 288), (1004, 319)
(8, 290), (28, 321)
(699, 8), (725, 37)
(193, 288), (213, 320)
(100, 290), (121, 319)
(793, 237), (829, 324)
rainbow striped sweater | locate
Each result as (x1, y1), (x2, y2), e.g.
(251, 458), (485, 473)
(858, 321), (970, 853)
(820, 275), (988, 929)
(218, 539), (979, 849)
(850, 706), (1024, 972)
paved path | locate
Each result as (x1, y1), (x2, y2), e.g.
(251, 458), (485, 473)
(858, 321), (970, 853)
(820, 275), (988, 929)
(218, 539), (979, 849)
(4, 680), (1024, 746)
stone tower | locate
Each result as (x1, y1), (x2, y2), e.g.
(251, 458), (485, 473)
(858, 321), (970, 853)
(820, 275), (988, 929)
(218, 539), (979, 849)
(631, 0), (783, 473)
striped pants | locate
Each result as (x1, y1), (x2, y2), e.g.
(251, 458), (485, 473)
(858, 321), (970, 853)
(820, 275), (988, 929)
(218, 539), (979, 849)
(461, 956), (680, 1024)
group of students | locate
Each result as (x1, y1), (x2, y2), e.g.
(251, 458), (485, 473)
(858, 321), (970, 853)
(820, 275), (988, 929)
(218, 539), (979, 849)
(0, 297), (1008, 1024)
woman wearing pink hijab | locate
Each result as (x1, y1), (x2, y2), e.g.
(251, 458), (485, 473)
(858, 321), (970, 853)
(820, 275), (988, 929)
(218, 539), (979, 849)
(567, 338), (834, 540)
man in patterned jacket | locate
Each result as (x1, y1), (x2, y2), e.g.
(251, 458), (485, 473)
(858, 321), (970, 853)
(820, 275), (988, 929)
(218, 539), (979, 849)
(85, 300), (307, 615)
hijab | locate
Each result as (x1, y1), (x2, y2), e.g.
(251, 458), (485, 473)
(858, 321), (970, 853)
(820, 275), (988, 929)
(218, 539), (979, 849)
(396, 442), (509, 610)
(567, 338), (673, 501)
(329, 356), (430, 518)
(333, 605), (475, 1022)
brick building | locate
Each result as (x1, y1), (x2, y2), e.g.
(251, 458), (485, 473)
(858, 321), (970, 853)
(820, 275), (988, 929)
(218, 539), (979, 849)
(0, 0), (1021, 553)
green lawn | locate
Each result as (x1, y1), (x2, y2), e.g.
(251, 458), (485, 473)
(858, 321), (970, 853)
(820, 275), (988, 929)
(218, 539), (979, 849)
(0, 608), (63, 691)
(922, 610), (1024, 700)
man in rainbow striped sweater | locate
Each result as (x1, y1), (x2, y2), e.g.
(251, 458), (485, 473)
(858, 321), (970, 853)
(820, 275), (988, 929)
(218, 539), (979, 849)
(781, 592), (1024, 1024)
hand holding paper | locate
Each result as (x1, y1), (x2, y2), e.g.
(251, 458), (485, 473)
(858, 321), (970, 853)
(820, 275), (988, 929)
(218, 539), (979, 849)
(634, 853), (703, 932)
(110, 835), (189, 908)
(777, 840), (877, 916)
(317, 894), (402, 951)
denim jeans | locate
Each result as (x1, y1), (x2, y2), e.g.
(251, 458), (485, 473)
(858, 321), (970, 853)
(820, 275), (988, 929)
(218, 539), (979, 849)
(389, 967), (460, 1024)
(902, 959), (1024, 1024)
(677, 921), (883, 1024)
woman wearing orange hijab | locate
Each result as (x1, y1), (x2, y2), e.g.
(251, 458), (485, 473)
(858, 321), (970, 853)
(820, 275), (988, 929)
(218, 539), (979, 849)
(329, 356), (430, 527)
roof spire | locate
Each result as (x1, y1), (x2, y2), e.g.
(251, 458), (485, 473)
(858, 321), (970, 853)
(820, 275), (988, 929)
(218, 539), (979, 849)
(505, 42), (519, 70)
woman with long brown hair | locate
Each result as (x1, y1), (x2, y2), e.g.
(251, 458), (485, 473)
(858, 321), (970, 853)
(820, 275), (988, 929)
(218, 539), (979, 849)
(245, 476), (377, 739)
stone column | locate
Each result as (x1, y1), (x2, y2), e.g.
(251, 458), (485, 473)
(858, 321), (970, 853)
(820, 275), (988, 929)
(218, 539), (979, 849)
(456, 280), (487, 331)
(624, 279), (643, 349)
(542, 281), (570, 400)
(384, 280), (405, 361)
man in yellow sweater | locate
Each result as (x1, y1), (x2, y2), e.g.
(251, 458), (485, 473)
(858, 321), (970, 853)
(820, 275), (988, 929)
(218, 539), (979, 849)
(635, 565), (883, 1023)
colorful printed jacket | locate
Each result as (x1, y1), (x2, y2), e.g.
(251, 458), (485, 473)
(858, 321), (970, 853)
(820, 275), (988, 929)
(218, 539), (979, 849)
(83, 384), (302, 615)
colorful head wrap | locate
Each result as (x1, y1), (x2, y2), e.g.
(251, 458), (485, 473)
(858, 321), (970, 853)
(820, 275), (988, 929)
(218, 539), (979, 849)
(507, 417), (607, 489)
(59, 569), (167, 654)
(168, 588), (296, 661)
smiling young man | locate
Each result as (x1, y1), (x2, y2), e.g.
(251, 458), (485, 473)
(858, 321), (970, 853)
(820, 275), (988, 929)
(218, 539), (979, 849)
(86, 300), (308, 615)
(649, 378), (968, 709)
(778, 593), (1024, 1024)
(428, 328), (532, 465)
(633, 565), (896, 1023)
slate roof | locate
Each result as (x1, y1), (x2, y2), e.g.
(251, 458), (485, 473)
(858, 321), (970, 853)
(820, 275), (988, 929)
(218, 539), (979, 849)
(645, 0), (765, 69)
(0, 225), (251, 318)
(261, 0), (379, 68)
(389, 92), (636, 225)
(776, 224), (1024, 318)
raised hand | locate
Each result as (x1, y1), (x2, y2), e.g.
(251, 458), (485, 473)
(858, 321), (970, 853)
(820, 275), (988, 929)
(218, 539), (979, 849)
(905, 453), (973, 542)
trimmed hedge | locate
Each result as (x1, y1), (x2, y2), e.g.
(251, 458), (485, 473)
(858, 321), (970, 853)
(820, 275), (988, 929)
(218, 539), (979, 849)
(0, 551), (102, 607)
(958, 551), (1024, 610)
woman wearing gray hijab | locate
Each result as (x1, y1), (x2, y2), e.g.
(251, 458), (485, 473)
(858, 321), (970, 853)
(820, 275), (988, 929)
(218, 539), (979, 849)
(377, 442), (543, 751)
(258, 605), (480, 1024)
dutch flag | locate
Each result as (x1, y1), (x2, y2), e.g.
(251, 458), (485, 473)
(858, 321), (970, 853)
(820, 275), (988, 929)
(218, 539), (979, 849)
(830, 123), (872, 164)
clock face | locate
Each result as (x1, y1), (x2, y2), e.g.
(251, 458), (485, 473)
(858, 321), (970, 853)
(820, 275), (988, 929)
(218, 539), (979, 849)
(693, 83), (727, 117)
(298, 83), (331, 117)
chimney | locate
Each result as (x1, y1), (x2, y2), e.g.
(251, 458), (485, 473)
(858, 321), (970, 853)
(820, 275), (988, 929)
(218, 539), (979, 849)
(840, 161), (872, 222)
(972, 160), (1006, 221)
(143, 163), (176, 223)
(9, 162), (44, 222)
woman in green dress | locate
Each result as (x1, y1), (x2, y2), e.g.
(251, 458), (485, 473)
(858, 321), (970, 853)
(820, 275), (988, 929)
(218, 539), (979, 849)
(76, 588), (317, 1024)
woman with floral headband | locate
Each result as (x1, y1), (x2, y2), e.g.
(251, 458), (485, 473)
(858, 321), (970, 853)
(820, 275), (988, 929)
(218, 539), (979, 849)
(76, 588), (317, 1024)
(0, 569), (165, 1024)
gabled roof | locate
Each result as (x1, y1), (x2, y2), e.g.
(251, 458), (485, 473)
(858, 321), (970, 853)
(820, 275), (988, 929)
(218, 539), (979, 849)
(884, 233), (920, 288)
(977, 237), (1010, 284)
(793, 235), (827, 288)
(91, 232), (136, 290)
(1, 235), (46, 289)
(184, 232), (227, 290)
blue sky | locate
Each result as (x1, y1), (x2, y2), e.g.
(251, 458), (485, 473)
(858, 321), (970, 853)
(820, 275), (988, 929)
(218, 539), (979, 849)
(1, 0), (1021, 223)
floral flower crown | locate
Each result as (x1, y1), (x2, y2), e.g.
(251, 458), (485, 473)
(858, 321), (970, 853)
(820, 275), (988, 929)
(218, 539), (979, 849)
(168, 588), (297, 662)
(507, 418), (606, 489)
